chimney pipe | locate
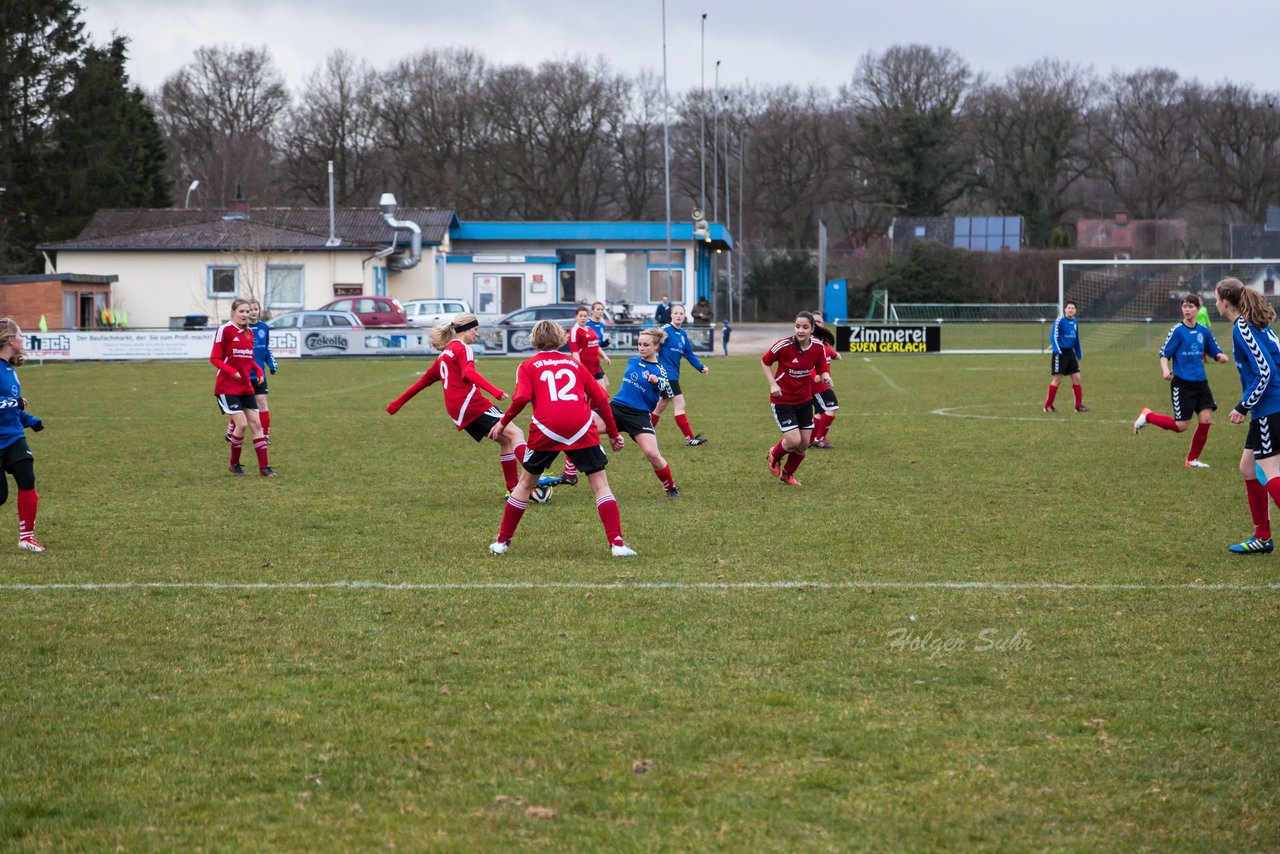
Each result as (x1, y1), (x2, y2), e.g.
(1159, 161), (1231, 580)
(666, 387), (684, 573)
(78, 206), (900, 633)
(378, 192), (421, 271)
(325, 161), (341, 247)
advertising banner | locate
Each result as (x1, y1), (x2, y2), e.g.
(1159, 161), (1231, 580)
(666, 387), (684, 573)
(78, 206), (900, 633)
(835, 324), (940, 354)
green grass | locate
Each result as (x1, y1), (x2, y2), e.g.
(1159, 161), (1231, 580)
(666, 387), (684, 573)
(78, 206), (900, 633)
(2, 352), (1278, 851)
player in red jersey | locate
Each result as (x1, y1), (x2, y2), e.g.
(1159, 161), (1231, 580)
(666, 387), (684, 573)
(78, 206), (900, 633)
(211, 298), (275, 477)
(808, 314), (842, 449)
(570, 304), (612, 387)
(386, 312), (528, 492)
(486, 320), (635, 557)
(762, 311), (831, 486)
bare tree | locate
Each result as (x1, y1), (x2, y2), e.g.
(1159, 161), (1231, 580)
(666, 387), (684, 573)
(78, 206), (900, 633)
(969, 60), (1094, 246)
(842, 44), (976, 216)
(746, 85), (836, 249)
(281, 50), (381, 206)
(1187, 82), (1280, 223)
(607, 71), (665, 219)
(153, 44), (290, 206)
(1087, 68), (1198, 220)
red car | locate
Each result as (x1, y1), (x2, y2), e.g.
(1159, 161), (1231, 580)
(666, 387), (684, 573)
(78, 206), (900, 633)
(319, 296), (407, 326)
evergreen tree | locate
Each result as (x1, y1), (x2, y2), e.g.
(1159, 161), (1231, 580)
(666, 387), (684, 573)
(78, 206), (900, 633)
(0, 0), (85, 272)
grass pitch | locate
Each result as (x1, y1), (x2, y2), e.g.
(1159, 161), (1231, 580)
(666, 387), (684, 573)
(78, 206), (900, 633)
(2, 350), (1277, 850)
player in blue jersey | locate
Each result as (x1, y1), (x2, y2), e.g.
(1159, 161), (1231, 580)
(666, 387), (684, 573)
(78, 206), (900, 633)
(1215, 278), (1280, 554)
(1044, 300), (1087, 412)
(225, 299), (278, 444)
(0, 318), (46, 552)
(1133, 294), (1229, 467)
(609, 327), (680, 497)
(587, 302), (611, 386)
(651, 304), (710, 445)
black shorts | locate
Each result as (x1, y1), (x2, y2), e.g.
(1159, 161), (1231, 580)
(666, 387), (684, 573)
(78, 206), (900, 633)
(812, 388), (839, 413)
(462, 409), (504, 442)
(668, 379), (684, 397)
(216, 393), (259, 415)
(771, 400), (815, 433)
(1051, 351), (1080, 376)
(1246, 413), (1280, 460)
(522, 445), (609, 476)
(1, 437), (34, 468)
(1170, 378), (1215, 421)
(251, 375), (269, 396)
(610, 402), (656, 439)
(593, 370), (606, 381)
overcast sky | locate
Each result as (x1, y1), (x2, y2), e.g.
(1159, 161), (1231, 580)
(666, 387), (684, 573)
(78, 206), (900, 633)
(80, 0), (1280, 97)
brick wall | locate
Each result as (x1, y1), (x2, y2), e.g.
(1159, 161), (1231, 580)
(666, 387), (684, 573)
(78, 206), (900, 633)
(0, 282), (110, 329)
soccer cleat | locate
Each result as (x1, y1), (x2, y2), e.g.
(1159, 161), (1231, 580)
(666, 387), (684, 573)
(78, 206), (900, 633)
(228, 463), (245, 477)
(1133, 408), (1151, 435)
(665, 486), (681, 499)
(1228, 536), (1274, 555)
(1075, 405), (1089, 412)
(1043, 404), (1057, 413)
(18, 538), (45, 553)
(259, 467), (277, 478)
(685, 435), (708, 446)
(561, 473), (579, 486)
(489, 540), (509, 555)
(767, 449), (782, 478)
(810, 438), (833, 449)
(780, 474), (801, 486)
(611, 542), (638, 557)
(1186, 459), (1210, 469)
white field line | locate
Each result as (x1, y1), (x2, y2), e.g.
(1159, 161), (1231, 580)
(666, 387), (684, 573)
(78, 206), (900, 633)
(932, 405), (1134, 425)
(862, 358), (905, 392)
(0, 580), (1276, 593)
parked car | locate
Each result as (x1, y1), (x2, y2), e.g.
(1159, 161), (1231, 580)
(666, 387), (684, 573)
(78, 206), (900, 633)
(266, 310), (363, 330)
(494, 303), (604, 351)
(403, 298), (472, 328)
(318, 296), (407, 326)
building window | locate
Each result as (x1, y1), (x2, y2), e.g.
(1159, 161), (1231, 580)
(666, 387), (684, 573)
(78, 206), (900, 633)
(208, 266), (239, 298)
(648, 269), (685, 303)
(333, 284), (362, 296)
(265, 265), (304, 311)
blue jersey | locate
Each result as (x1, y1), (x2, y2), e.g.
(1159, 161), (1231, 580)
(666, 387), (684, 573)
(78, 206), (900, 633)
(250, 321), (277, 375)
(611, 356), (672, 412)
(1231, 317), (1280, 419)
(657, 324), (705, 381)
(0, 361), (41, 451)
(1160, 322), (1222, 382)
(1052, 315), (1081, 358)
(586, 319), (609, 349)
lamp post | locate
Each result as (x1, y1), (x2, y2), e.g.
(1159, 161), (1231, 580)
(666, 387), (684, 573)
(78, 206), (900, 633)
(699, 13), (707, 217)
(712, 60), (720, 222)
(184, 179), (200, 210)
(661, 0), (674, 299)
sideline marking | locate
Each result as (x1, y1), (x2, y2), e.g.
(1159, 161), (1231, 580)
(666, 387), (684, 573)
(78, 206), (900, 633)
(932, 405), (1132, 425)
(862, 358), (905, 392)
(1, 580), (1276, 593)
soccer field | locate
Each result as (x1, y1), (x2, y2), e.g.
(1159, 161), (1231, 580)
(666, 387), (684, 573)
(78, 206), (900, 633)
(2, 352), (1277, 850)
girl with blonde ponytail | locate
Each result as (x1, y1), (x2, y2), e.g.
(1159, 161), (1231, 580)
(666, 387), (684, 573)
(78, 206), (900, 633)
(386, 313), (528, 493)
(1214, 278), (1280, 554)
(0, 318), (46, 551)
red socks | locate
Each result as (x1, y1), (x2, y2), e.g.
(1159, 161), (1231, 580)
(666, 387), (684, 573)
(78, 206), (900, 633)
(1187, 423), (1210, 462)
(261, 411), (271, 438)
(1044, 385), (1059, 409)
(229, 437), (243, 466)
(1073, 384), (1083, 408)
(1145, 411), (1181, 432)
(674, 414), (694, 440)
(497, 494), (528, 544)
(654, 465), (675, 490)
(17, 489), (38, 541)
(783, 450), (806, 477)
(595, 494), (623, 546)
(254, 437), (270, 469)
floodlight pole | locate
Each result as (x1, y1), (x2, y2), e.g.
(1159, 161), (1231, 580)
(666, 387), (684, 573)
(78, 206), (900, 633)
(661, 0), (674, 297)
(699, 13), (707, 217)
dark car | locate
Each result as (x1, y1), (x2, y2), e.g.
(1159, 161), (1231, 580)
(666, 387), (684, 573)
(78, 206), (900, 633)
(494, 303), (607, 351)
(319, 296), (407, 327)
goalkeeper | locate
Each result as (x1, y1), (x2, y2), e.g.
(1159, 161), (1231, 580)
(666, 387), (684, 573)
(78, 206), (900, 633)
(1044, 300), (1087, 413)
(608, 328), (681, 498)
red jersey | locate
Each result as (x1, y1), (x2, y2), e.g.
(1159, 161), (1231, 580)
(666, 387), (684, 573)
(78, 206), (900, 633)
(569, 323), (603, 374)
(808, 343), (840, 396)
(500, 351), (618, 451)
(763, 337), (830, 405)
(210, 322), (257, 395)
(385, 339), (505, 428)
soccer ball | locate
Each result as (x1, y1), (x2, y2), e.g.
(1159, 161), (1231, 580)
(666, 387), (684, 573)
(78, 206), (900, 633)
(531, 484), (554, 504)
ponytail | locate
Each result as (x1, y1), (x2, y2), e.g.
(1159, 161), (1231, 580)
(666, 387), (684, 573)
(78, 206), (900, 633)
(1217, 277), (1276, 328)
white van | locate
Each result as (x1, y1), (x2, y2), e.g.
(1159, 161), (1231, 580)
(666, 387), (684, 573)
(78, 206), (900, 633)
(403, 299), (472, 328)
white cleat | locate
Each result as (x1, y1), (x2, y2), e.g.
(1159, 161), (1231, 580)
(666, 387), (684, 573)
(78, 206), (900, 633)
(1133, 408), (1151, 435)
(488, 541), (509, 555)
(1186, 459), (1210, 469)
(611, 543), (637, 558)
(19, 538), (45, 553)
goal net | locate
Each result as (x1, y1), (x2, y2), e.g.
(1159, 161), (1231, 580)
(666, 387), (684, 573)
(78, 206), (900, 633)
(883, 302), (1062, 353)
(1061, 259), (1280, 351)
